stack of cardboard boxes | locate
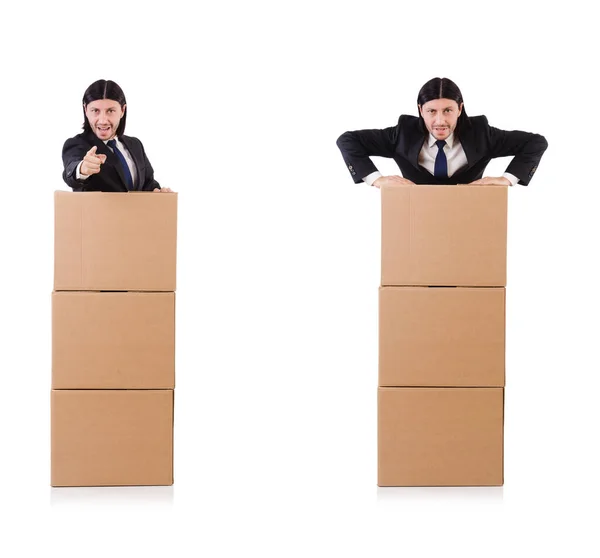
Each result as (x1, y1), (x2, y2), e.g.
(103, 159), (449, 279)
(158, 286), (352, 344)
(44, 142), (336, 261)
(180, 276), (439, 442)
(378, 184), (507, 486)
(51, 192), (177, 487)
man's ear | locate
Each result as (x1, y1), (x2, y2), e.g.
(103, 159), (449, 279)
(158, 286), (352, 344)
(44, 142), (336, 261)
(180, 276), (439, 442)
(121, 104), (126, 119)
(458, 102), (463, 116)
(418, 104), (423, 117)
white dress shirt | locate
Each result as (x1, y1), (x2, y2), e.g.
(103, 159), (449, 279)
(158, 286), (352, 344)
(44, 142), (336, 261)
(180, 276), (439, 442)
(363, 132), (518, 186)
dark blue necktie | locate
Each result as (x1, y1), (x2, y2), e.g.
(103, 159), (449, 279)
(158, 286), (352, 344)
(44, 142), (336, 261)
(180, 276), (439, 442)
(107, 139), (134, 190)
(434, 139), (448, 178)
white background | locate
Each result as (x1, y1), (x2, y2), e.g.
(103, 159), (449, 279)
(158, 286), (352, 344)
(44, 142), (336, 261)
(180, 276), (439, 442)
(1, 0), (598, 556)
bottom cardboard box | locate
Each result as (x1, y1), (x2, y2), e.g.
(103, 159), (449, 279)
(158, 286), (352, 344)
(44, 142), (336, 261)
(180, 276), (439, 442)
(51, 389), (173, 487)
(378, 387), (503, 486)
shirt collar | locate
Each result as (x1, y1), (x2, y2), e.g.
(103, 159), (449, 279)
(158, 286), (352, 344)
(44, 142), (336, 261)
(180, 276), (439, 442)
(103, 136), (120, 145)
(428, 132), (455, 149)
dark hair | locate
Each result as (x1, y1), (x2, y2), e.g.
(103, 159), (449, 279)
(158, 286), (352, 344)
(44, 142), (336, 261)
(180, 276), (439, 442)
(417, 77), (470, 136)
(82, 79), (127, 136)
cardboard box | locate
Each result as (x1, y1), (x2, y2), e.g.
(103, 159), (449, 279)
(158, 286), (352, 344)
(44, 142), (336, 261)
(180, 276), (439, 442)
(378, 387), (503, 486)
(51, 389), (174, 487)
(52, 292), (175, 389)
(379, 287), (505, 387)
(54, 191), (177, 291)
(381, 185), (507, 287)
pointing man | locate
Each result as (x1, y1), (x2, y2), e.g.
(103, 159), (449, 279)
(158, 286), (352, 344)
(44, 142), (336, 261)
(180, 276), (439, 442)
(62, 79), (172, 193)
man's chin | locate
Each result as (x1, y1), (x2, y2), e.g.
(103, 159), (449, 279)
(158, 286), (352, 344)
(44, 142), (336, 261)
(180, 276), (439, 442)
(95, 129), (114, 140)
(433, 128), (450, 139)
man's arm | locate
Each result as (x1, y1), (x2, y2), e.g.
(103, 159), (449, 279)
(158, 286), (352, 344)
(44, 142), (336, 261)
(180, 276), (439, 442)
(63, 139), (108, 191)
(336, 123), (399, 184)
(486, 119), (548, 186)
(138, 142), (161, 191)
(62, 137), (89, 191)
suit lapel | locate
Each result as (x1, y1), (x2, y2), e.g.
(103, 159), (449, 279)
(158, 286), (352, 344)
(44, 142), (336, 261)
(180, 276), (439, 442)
(408, 136), (424, 170)
(457, 125), (480, 169)
(401, 123), (427, 171)
(120, 136), (140, 190)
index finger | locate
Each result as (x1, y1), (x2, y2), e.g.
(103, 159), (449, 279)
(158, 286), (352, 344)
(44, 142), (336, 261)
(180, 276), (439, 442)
(86, 146), (98, 156)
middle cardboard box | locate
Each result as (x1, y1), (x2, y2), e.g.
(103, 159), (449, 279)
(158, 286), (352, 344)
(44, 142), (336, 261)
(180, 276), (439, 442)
(52, 291), (175, 389)
(379, 286), (505, 387)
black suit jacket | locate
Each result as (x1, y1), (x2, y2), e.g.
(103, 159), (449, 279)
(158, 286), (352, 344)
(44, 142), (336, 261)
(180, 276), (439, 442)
(336, 115), (548, 186)
(62, 131), (160, 192)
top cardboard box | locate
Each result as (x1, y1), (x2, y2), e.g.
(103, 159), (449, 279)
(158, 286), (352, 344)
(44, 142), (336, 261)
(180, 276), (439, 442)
(54, 192), (177, 291)
(381, 185), (507, 287)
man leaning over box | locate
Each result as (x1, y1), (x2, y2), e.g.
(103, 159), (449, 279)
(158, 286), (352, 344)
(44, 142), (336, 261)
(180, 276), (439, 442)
(62, 79), (173, 193)
(337, 77), (548, 188)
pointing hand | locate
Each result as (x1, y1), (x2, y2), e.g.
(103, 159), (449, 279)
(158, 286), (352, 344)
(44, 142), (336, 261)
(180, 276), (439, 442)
(80, 146), (107, 176)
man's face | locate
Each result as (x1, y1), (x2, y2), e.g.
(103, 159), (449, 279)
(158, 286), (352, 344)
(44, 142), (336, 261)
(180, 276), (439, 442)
(84, 99), (125, 141)
(419, 98), (463, 140)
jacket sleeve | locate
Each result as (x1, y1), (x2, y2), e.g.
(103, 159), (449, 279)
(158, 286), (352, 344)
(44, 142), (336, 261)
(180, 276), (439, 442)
(336, 120), (400, 184)
(139, 141), (161, 191)
(61, 137), (89, 191)
(485, 118), (548, 186)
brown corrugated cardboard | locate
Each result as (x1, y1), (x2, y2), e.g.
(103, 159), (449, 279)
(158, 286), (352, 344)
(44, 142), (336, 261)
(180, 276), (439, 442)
(379, 287), (505, 387)
(378, 387), (503, 486)
(51, 389), (174, 487)
(381, 184), (507, 287)
(54, 191), (177, 291)
(52, 292), (175, 389)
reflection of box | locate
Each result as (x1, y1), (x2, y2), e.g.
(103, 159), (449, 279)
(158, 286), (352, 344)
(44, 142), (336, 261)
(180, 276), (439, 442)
(54, 191), (177, 291)
(379, 287), (505, 387)
(52, 292), (175, 389)
(381, 185), (507, 287)
(51, 390), (174, 487)
(378, 387), (504, 486)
